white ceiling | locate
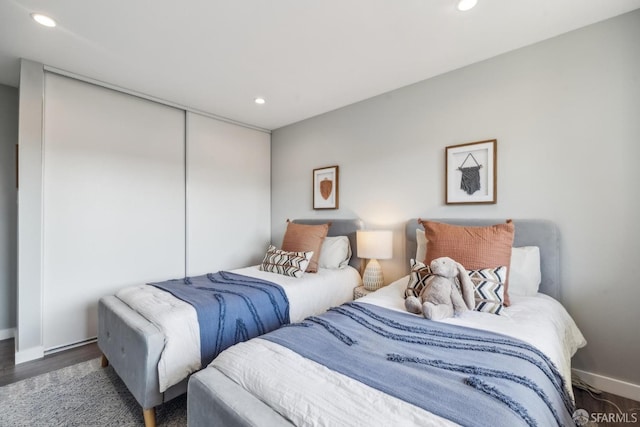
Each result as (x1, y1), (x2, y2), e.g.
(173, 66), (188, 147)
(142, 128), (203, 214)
(1, 0), (638, 130)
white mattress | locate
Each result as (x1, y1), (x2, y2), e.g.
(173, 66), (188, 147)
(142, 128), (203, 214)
(211, 275), (586, 426)
(116, 265), (360, 392)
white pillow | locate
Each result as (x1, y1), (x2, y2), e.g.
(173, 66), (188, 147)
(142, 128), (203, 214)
(508, 246), (541, 297)
(415, 228), (427, 262)
(318, 236), (352, 269)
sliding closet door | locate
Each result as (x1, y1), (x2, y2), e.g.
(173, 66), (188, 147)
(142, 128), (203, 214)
(186, 112), (270, 275)
(42, 73), (186, 350)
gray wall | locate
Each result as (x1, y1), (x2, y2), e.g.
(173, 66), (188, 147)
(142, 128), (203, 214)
(272, 10), (640, 391)
(0, 83), (17, 337)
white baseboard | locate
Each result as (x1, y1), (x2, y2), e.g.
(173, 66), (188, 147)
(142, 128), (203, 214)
(45, 337), (97, 355)
(0, 327), (15, 341)
(15, 346), (45, 364)
(573, 368), (640, 402)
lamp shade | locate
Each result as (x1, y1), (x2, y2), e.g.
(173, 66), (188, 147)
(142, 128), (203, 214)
(356, 230), (393, 260)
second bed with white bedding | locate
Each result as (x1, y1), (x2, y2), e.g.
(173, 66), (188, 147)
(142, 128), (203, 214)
(117, 264), (360, 391)
(209, 277), (585, 426)
(98, 218), (364, 427)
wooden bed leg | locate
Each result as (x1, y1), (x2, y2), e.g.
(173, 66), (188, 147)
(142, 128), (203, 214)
(143, 407), (156, 427)
(100, 354), (109, 368)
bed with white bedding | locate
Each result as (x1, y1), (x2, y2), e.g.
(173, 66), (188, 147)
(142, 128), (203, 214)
(97, 219), (363, 427)
(187, 218), (587, 427)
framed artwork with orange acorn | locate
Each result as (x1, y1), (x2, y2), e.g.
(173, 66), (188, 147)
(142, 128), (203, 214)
(313, 165), (339, 209)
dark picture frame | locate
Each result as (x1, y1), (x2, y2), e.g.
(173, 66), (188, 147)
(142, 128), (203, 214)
(313, 165), (339, 209)
(446, 139), (497, 204)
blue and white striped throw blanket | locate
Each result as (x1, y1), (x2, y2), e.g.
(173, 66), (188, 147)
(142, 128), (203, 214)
(263, 302), (575, 427)
(153, 271), (289, 367)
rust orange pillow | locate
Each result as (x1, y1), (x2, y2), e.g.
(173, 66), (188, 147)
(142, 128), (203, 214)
(419, 219), (515, 306)
(281, 221), (330, 273)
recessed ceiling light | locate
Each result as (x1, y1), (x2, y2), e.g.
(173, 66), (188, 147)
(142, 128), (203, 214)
(457, 0), (478, 11)
(254, 97), (266, 105)
(31, 13), (57, 27)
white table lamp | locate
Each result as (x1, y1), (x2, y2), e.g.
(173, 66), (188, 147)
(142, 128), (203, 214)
(357, 230), (393, 291)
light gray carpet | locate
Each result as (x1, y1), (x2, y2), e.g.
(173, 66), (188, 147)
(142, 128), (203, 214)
(0, 358), (187, 426)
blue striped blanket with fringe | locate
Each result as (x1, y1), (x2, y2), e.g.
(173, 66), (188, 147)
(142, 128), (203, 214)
(263, 302), (574, 427)
(152, 271), (289, 367)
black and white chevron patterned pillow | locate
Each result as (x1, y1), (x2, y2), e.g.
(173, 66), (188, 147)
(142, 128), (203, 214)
(259, 245), (314, 278)
(468, 266), (507, 315)
(405, 259), (434, 298)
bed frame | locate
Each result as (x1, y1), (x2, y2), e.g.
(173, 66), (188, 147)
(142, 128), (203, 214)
(187, 218), (561, 427)
(97, 218), (364, 427)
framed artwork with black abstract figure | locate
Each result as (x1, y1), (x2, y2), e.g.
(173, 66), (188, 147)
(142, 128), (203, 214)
(445, 139), (497, 204)
(313, 165), (339, 209)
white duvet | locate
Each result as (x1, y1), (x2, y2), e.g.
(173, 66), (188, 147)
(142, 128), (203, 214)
(116, 265), (361, 392)
(211, 276), (587, 427)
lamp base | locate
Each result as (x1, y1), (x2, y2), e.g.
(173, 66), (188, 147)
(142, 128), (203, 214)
(362, 259), (384, 291)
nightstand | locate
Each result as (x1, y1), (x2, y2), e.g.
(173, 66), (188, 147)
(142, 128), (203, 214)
(353, 285), (373, 299)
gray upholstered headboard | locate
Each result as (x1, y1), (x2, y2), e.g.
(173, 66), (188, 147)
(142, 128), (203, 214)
(292, 219), (365, 271)
(405, 219), (561, 301)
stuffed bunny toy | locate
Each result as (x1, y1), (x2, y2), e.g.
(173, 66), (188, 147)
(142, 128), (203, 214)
(405, 257), (475, 320)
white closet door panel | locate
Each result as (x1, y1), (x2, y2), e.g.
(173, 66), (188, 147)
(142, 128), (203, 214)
(186, 112), (270, 276)
(43, 73), (185, 349)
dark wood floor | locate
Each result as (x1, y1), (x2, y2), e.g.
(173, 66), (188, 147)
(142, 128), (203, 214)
(1, 338), (638, 425)
(573, 384), (640, 426)
(0, 338), (102, 387)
